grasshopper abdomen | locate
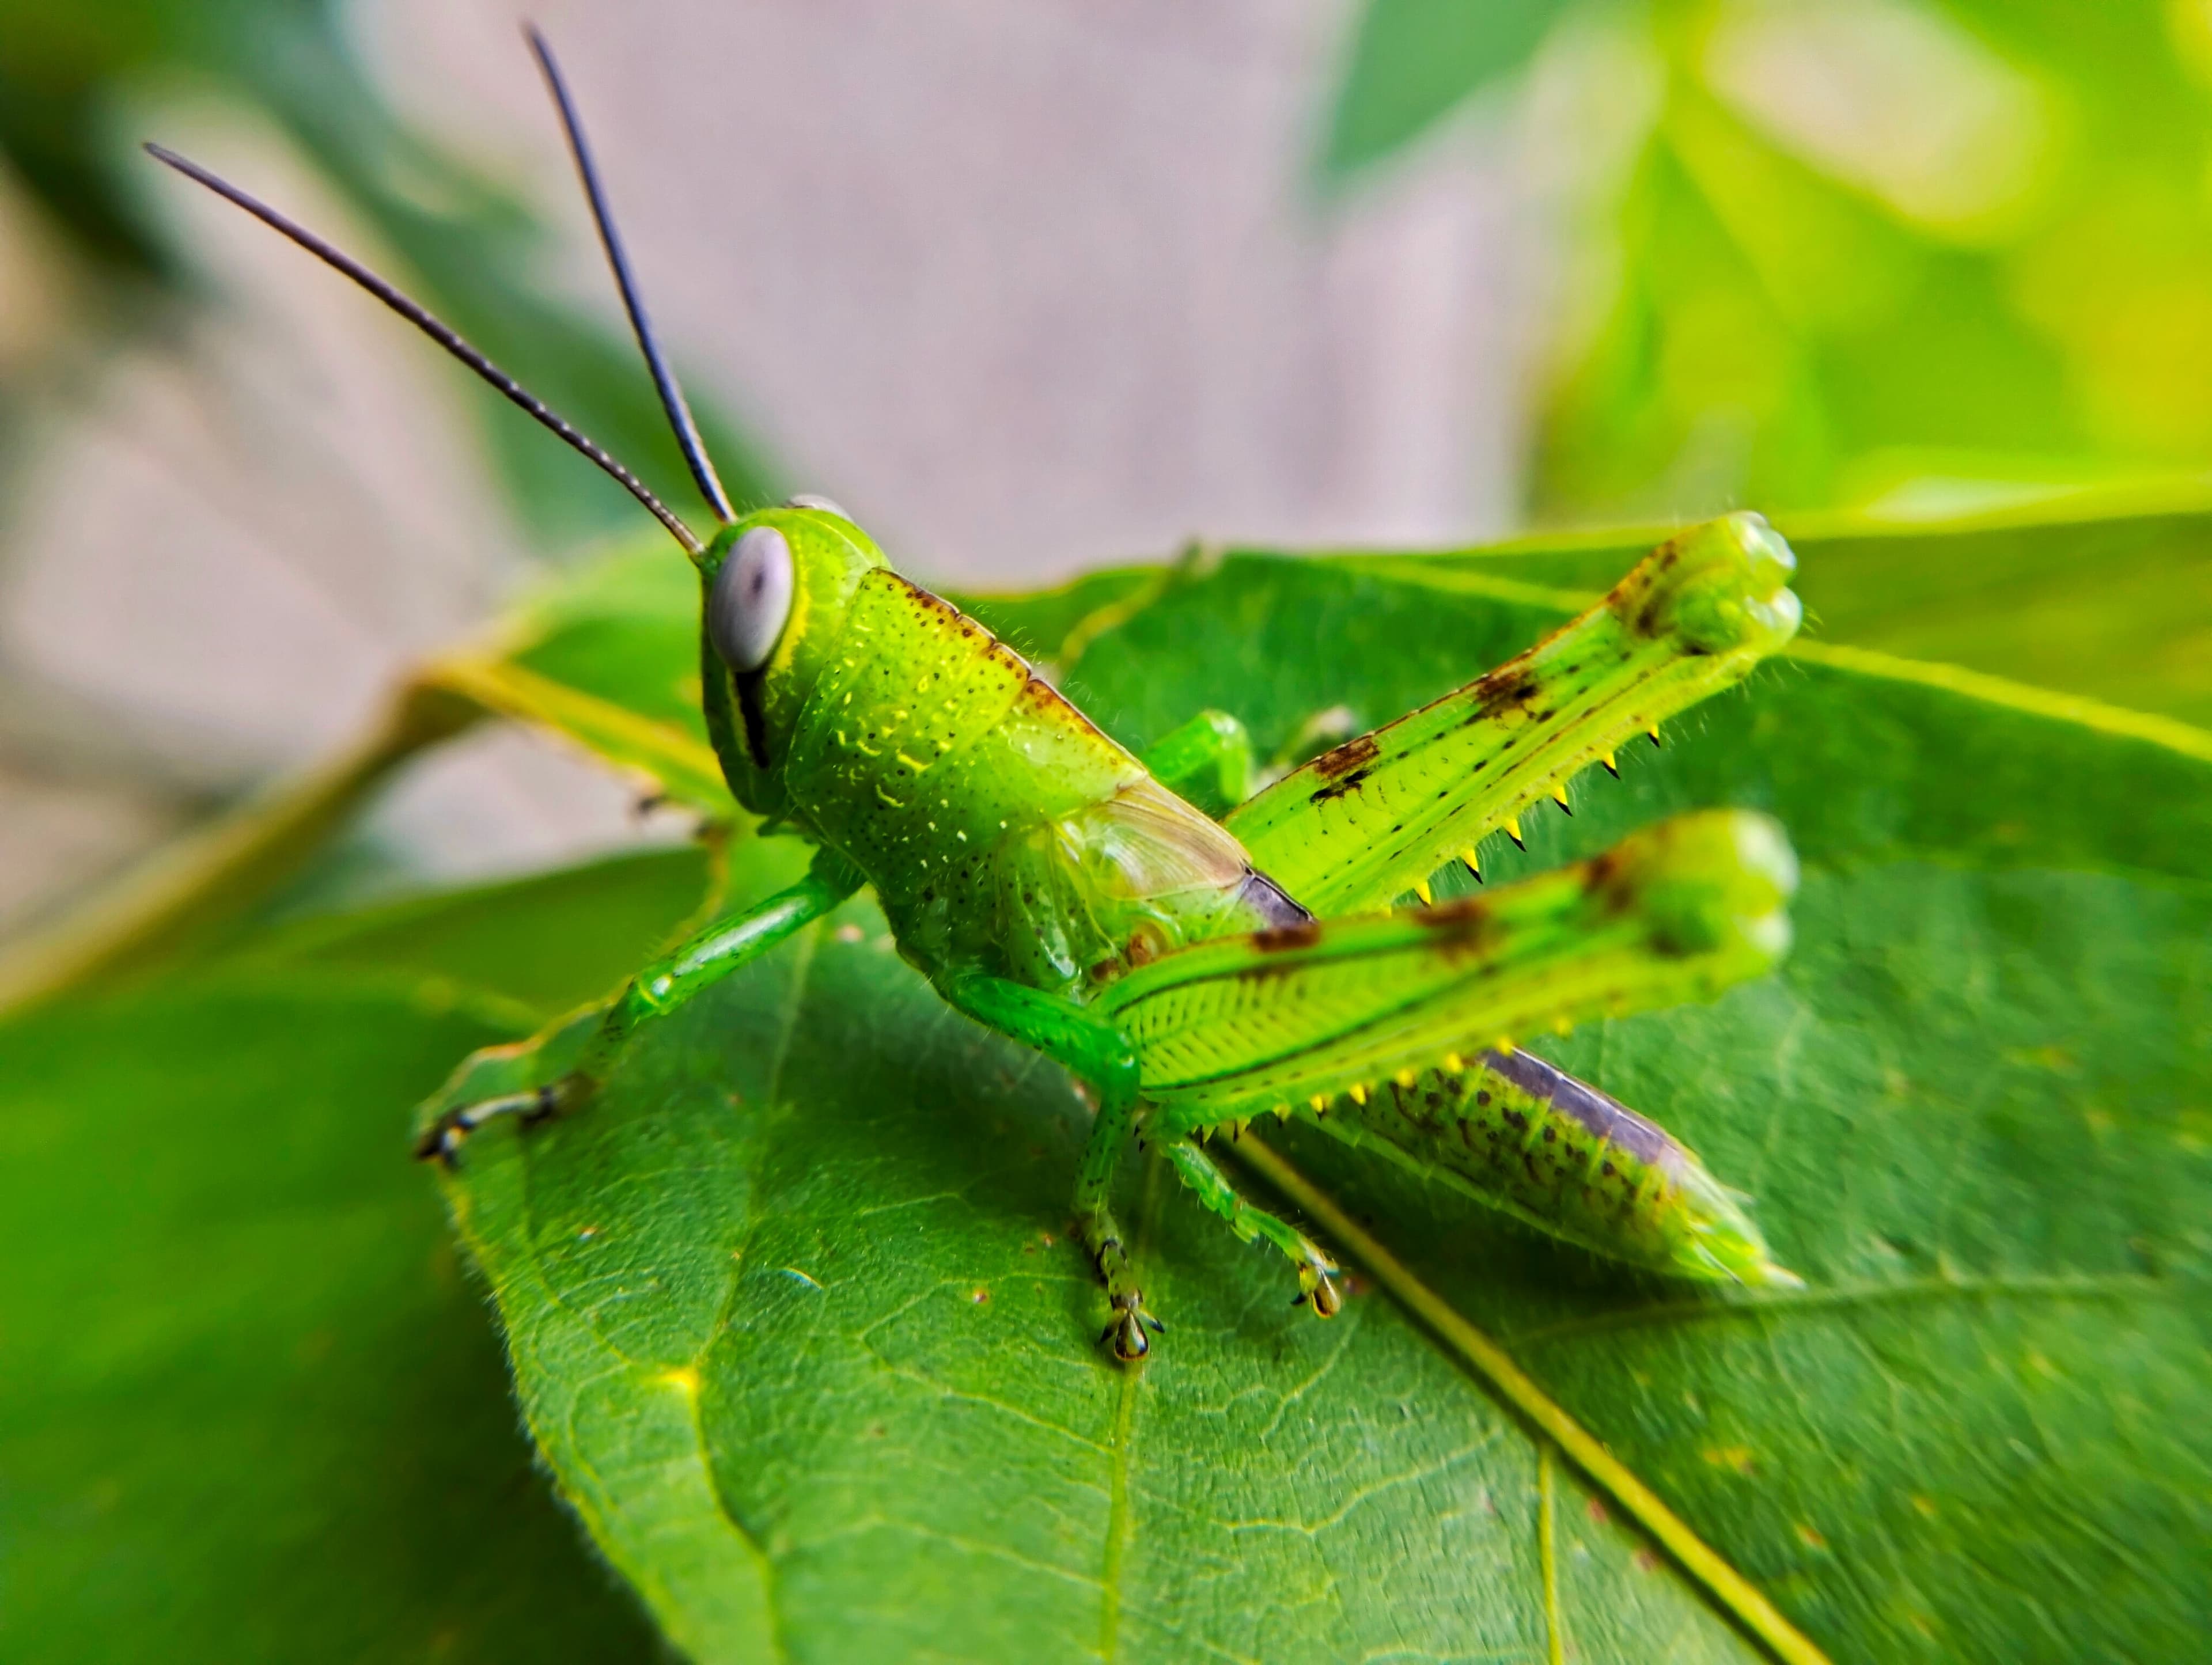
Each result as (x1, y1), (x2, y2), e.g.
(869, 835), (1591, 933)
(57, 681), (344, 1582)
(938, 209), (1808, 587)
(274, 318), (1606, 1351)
(1315, 1046), (1798, 1287)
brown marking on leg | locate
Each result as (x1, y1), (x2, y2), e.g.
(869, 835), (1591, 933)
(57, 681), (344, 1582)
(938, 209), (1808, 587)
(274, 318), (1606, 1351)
(1312, 732), (1380, 779)
(1470, 663), (1540, 721)
(1308, 734), (1381, 802)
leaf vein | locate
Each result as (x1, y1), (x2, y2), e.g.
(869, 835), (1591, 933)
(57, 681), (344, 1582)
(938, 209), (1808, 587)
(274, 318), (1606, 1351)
(1232, 1135), (1832, 1665)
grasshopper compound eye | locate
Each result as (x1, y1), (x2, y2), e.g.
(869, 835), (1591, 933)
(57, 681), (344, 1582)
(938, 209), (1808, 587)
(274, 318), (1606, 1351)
(783, 493), (851, 519)
(709, 525), (796, 672)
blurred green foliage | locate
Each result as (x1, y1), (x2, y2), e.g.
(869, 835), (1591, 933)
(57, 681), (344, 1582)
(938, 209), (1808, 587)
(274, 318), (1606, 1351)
(0, 0), (775, 545)
(1323, 0), (1573, 173)
(1326, 0), (2212, 519)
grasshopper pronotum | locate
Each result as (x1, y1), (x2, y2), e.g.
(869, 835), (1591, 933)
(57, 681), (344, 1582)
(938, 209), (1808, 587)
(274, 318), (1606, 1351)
(149, 30), (1805, 1363)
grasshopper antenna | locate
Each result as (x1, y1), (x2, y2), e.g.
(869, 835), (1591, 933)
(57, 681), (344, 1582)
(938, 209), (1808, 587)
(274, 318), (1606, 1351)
(526, 25), (735, 524)
(142, 141), (706, 561)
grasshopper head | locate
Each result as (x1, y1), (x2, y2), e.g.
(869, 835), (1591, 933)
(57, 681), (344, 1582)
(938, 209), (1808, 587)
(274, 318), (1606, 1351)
(699, 498), (889, 816)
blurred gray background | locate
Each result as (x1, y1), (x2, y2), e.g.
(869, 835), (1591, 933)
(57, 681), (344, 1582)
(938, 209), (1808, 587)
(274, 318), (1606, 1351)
(0, 0), (1546, 938)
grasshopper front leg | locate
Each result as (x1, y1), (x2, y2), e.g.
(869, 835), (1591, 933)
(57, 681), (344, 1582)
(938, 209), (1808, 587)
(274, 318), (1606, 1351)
(415, 851), (861, 1161)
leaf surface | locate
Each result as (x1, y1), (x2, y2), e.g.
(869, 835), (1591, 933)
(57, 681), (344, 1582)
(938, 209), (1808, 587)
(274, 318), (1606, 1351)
(385, 531), (2210, 1660)
(0, 847), (722, 1660)
(0, 993), (640, 1660)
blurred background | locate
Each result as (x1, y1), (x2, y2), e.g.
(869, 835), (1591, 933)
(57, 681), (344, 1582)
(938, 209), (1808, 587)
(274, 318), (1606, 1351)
(4, 0), (2211, 940)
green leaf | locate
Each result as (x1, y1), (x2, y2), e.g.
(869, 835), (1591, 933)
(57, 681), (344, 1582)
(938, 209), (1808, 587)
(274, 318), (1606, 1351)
(423, 547), (733, 813)
(1520, 5), (2212, 515)
(0, 844), (721, 1659)
(422, 873), (1775, 1663)
(236, 844), (718, 1023)
(1321, 0), (1571, 177)
(0, 987), (632, 1658)
(383, 534), (2206, 1660)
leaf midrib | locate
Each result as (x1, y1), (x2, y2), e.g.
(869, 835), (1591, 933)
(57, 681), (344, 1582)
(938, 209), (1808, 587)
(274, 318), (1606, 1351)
(1233, 1135), (1834, 1665)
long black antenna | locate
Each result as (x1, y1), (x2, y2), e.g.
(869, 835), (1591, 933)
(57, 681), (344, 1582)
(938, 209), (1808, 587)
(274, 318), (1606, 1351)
(143, 141), (706, 560)
(525, 25), (736, 524)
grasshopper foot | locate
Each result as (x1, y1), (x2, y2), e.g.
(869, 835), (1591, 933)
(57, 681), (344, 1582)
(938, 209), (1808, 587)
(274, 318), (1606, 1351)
(1083, 1227), (1161, 1363)
(414, 1073), (589, 1165)
(1293, 1264), (1343, 1318)
(1101, 1290), (1165, 1363)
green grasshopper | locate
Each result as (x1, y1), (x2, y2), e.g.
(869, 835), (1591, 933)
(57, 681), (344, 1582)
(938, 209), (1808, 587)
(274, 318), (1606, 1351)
(149, 32), (1805, 1363)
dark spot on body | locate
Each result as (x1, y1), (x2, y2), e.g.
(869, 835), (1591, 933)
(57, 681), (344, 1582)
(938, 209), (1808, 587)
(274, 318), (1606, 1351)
(1581, 848), (1632, 908)
(1407, 897), (1502, 966)
(1253, 921), (1324, 953)
(1311, 767), (1373, 803)
(1237, 870), (1313, 928)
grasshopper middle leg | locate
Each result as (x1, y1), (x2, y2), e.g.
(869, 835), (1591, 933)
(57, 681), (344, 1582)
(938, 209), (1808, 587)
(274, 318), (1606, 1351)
(943, 974), (1161, 1361)
(1160, 1136), (1341, 1316)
